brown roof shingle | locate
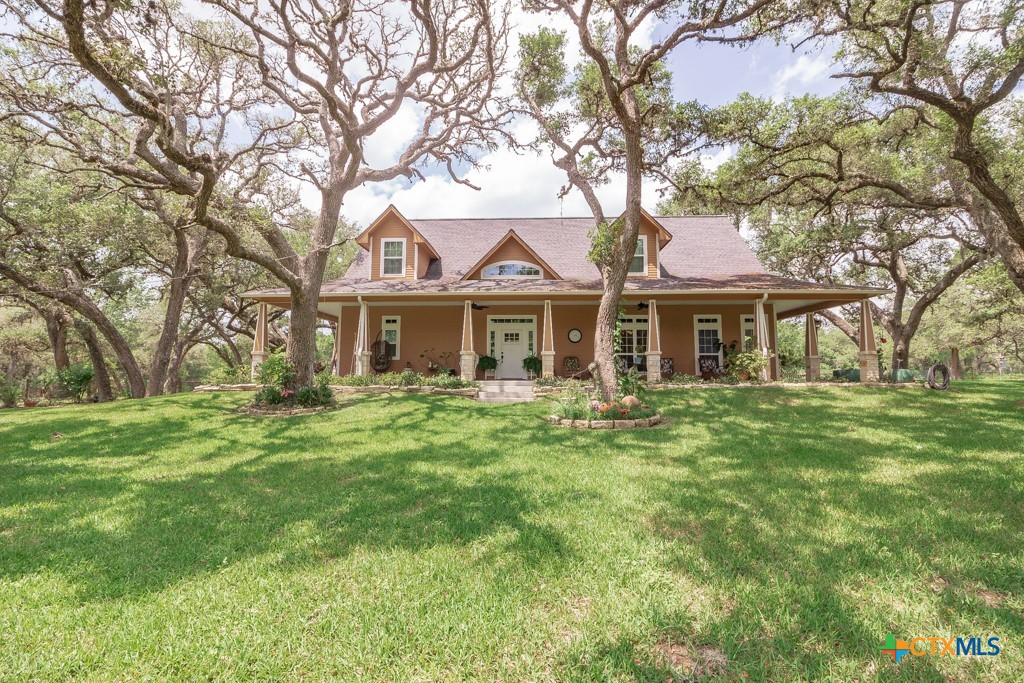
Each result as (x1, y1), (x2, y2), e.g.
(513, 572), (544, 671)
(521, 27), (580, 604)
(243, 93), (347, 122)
(343, 215), (765, 282)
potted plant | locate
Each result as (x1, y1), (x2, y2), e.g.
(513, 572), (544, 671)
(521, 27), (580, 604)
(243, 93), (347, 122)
(729, 349), (773, 381)
(477, 354), (498, 379)
(522, 354), (542, 379)
(420, 348), (455, 374)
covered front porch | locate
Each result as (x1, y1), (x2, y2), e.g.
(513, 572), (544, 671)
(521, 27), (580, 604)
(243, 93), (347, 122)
(246, 290), (884, 383)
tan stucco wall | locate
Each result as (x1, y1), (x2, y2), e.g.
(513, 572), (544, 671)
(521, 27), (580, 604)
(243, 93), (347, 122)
(335, 299), (779, 379)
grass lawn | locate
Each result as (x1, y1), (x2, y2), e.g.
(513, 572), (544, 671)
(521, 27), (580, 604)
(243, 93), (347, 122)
(1, 381), (1022, 681)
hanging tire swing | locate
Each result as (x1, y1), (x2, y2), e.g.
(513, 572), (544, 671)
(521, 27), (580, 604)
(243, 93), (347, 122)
(370, 331), (394, 373)
(927, 363), (950, 390)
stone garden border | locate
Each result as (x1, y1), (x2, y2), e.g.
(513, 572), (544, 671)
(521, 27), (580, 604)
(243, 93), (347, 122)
(547, 414), (664, 430)
(241, 404), (340, 417)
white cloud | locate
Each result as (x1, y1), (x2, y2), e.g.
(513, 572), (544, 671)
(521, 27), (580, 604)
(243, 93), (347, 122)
(770, 53), (832, 101)
(700, 144), (736, 172)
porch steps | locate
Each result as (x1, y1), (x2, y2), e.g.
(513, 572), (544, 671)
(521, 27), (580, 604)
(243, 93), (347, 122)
(476, 380), (535, 403)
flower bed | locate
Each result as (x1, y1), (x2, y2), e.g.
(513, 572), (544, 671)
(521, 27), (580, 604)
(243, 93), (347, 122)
(546, 414), (664, 430)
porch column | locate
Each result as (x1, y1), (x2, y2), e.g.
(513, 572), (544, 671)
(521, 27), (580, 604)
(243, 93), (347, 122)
(541, 299), (555, 378)
(331, 307), (342, 376)
(250, 302), (268, 380)
(858, 300), (880, 382)
(459, 299), (476, 382)
(354, 298), (370, 375)
(804, 312), (820, 382)
(645, 299), (661, 382)
(754, 296), (771, 381)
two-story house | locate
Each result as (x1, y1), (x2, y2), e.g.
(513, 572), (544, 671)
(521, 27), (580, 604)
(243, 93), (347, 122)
(244, 205), (885, 382)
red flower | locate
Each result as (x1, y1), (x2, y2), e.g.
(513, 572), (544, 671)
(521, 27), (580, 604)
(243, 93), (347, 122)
(619, 409), (629, 415)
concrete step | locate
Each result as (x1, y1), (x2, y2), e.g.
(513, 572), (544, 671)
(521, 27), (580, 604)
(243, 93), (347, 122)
(476, 385), (535, 394)
(478, 380), (533, 388)
(477, 395), (535, 403)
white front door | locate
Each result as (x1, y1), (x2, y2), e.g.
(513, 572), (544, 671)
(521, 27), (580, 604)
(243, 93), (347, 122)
(497, 327), (529, 378)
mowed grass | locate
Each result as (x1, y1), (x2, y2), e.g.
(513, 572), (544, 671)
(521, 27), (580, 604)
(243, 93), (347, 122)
(0, 382), (1022, 682)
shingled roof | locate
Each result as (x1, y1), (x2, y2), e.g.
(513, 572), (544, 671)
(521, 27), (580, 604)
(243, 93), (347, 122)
(341, 215), (765, 282)
(243, 213), (887, 301)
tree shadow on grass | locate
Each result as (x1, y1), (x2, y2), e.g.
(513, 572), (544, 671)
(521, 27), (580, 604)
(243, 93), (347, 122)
(597, 383), (1024, 680)
(0, 393), (581, 603)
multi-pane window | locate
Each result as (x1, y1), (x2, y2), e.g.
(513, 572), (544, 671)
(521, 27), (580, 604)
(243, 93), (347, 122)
(617, 316), (649, 357)
(741, 315), (756, 351)
(482, 262), (542, 278)
(695, 315), (723, 369)
(628, 236), (647, 275)
(382, 316), (401, 358)
(381, 238), (405, 276)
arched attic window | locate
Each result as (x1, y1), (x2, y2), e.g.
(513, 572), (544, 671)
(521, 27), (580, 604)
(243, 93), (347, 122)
(481, 261), (543, 278)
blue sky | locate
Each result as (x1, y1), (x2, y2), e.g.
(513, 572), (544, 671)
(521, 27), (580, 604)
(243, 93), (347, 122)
(338, 25), (844, 226)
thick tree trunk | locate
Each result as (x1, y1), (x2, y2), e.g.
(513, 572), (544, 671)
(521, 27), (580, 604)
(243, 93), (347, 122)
(285, 190), (340, 388)
(74, 319), (113, 402)
(950, 347), (963, 379)
(43, 308), (72, 371)
(164, 339), (189, 394)
(286, 285), (324, 388)
(889, 328), (911, 372)
(147, 228), (195, 397)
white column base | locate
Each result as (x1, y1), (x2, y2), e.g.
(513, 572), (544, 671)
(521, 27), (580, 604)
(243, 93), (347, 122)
(859, 352), (879, 382)
(646, 352), (661, 383)
(250, 351), (269, 380)
(541, 352), (555, 378)
(805, 355), (821, 382)
(460, 351), (477, 382)
(355, 352), (371, 376)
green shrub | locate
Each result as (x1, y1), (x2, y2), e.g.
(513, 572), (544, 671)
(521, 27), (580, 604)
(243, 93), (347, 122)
(256, 350), (294, 389)
(728, 349), (773, 381)
(0, 379), (19, 407)
(57, 364), (94, 402)
(205, 364), (249, 386)
(551, 379), (597, 420)
(328, 373), (473, 389)
(296, 384), (332, 408)
(534, 376), (571, 388)
(661, 374), (701, 385)
(253, 386), (284, 406)
(616, 367), (646, 399)
(477, 355), (498, 371)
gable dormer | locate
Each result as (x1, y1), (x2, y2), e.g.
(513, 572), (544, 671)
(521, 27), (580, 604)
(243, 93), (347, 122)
(627, 209), (673, 278)
(355, 205), (439, 280)
(463, 229), (561, 280)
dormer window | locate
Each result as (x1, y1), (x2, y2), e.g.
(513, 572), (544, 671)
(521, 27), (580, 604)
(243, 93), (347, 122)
(381, 238), (406, 277)
(628, 236), (647, 276)
(482, 261), (543, 278)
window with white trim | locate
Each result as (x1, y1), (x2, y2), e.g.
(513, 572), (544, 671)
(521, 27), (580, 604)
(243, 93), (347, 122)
(481, 261), (542, 278)
(741, 315), (756, 351)
(695, 315), (723, 369)
(616, 316), (648, 358)
(628, 235), (647, 275)
(380, 238), (406, 277)
(382, 316), (401, 358)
